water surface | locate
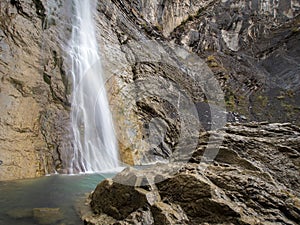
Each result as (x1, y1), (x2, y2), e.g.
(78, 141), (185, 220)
(0, 174), (113, 225)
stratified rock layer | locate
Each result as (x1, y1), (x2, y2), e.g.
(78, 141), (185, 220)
(82, 123), (300, 225)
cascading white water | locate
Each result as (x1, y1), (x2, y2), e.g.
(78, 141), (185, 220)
(68, 0), (119, 173)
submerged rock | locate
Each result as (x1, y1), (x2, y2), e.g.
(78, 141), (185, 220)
(6, 208), (33, 219)
(33, 208), (63, 225)
(82, 122), (300, 225)
(6, 207), (65, 225)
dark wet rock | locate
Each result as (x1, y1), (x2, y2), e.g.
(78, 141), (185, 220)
(150, 202), (188, 225)
(91, 179), (151, 220)
(82, 122), (300, 225)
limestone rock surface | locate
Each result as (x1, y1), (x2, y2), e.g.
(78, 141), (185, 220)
(82, 122), (300, 225)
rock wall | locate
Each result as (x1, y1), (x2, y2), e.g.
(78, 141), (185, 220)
(0, 0), (71, 180)
(168, 0), (300, 123)
(0, 0), (299, 180)
(95, 0), (222, 166)
(95, 0), (300, 166)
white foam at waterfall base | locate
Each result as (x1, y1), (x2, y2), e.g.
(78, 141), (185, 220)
(68, 0), (119, 173)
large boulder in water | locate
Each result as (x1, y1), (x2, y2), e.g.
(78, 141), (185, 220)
(91, 179), (153, 220)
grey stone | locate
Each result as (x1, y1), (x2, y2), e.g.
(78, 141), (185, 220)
(33, 208), (64, 225)
(83, 123), (300, 225)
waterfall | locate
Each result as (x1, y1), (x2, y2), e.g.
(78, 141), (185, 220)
(68, 0), (119, 173)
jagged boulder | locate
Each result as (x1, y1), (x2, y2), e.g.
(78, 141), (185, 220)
(82, 123), (300, 225)
(191, 122), (300, 192)
(91, 179), (154, 220)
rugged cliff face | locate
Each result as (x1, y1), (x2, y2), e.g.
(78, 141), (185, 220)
(0, 0), (299, 180)
(0, 0), (71, 180)
(114, 0), (300, 123)
(168, 0), (300, 124)
(94, 0), (300, 166)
